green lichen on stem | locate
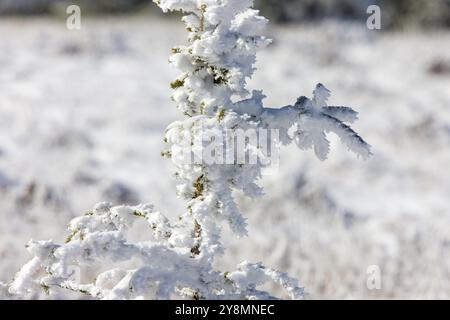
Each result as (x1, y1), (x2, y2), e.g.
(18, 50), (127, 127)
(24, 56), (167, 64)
(190, 219), (202, 257)
(217, 108), (226, 122)
(193, 175), (206, 199)
(65, 229), (79, 243)
(170, 78), (185, 89)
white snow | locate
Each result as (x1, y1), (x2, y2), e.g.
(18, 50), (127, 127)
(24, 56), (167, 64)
(0, 15), (449, 299)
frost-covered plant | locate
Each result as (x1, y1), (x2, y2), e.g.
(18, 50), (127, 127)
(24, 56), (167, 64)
(5, 0), (370, 300)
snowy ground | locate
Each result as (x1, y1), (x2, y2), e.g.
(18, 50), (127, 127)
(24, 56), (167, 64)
(0, 16), (450, 299)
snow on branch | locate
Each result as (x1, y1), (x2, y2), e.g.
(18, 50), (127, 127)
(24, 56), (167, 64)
(292, 84), (372, 161)
(8, 203), (303, 299)
(258, 83), (371, 161)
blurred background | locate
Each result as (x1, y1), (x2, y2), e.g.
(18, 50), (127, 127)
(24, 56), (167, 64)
(0, 0), (450, 299)
(1, 0), (450, 28)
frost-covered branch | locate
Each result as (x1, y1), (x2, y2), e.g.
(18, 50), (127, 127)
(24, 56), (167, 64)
(6, 0), (370, 300)
(8, 203), (303, 299)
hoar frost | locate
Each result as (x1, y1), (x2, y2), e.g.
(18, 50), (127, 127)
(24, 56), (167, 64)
(4, 0), (371, 300)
